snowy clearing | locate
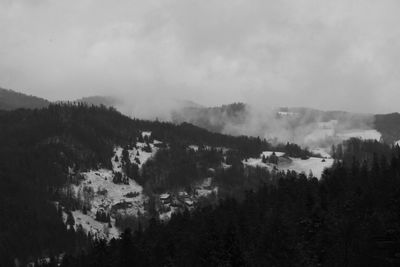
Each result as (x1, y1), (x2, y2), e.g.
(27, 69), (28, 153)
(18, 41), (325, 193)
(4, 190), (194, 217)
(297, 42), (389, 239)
(243, 151), (334, 179)
(279, 157), (334, 178)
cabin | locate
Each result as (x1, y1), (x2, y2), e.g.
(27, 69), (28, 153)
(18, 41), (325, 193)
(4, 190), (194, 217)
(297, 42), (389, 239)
(160, 193), (171, 204)
(184, 199), (194, 208)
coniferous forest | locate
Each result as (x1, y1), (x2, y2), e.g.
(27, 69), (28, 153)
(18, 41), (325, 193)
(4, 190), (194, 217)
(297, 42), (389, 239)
(1, 104), (400, 266)
(59, 140), (400, 267)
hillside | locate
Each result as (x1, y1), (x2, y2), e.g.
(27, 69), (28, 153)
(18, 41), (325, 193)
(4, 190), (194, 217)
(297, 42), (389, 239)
(374, 113), (400, 144)
(62, 138), (400, 267)
(1, 103), (399, 266)
(0, 87), (50, 110)
(75, 95), (121, 108)
(0, 103), (319, 265)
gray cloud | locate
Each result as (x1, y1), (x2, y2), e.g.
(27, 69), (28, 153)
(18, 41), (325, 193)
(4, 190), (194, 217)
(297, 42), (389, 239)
(1, 0), (400, 114)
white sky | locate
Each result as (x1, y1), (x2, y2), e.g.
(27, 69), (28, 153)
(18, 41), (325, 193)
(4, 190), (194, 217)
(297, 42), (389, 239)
(1, 0), (400, 113)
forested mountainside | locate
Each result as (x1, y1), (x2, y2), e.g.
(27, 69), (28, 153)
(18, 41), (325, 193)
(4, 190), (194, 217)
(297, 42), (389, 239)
(2, 103), (399, 266)
(60, 138), (400, 267)
(375, 113), (400, 144)
(0, 87), (50, 110)
(0, 104), (315, 266)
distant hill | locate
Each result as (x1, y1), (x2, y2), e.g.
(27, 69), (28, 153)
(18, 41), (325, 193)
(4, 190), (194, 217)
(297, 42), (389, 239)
(0, 87), (49, 110)
(374, 113), (400, 144)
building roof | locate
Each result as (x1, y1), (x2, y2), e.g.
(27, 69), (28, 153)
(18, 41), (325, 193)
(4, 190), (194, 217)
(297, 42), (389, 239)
(160, 193), (170, 199)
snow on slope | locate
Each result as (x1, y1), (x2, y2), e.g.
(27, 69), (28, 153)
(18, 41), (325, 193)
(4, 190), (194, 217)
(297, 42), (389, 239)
(133, 141), (158, 168)
(141, 131), (152, 138)
(72, 210), (120, 240)
(244, 151), (285, 170)
(188, 145), (199, 151)
(261, 151), (285, 157)
(195, 177), (218, 198)
(243, 157), (274, 169)
(76, 169), (146, 214)
(279, 157), (334, 178)
(71, 169), (146, 240)
(243, 151), (334, 179)
(69, 131), (159, 238)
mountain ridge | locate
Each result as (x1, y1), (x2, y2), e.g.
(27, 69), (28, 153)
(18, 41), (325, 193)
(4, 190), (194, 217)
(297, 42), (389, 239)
(0, 87), (50, 110)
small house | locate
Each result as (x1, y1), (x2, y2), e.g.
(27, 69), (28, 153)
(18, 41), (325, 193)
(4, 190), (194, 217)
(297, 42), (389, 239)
(184, 199), (194, 208)
(160, 193), (171, 204)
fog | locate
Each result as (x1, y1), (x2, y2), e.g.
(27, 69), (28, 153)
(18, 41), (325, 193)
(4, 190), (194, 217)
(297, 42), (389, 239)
(1, 0), (400, 115)
(171, 102), (380, 151)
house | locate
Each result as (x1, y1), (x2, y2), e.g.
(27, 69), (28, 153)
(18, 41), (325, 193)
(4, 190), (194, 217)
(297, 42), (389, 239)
(160, 193), (171, 204)
(184, 199), (194, 208)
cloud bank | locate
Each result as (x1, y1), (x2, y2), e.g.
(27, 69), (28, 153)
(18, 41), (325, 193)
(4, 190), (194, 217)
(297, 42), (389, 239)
(1, 0), (400, 114)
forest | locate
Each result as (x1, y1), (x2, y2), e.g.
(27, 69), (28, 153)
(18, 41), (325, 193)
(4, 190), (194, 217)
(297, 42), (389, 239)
(59, 139), (400, 267)
(2, 104), (399, 266)
(0, 103), (312, 266)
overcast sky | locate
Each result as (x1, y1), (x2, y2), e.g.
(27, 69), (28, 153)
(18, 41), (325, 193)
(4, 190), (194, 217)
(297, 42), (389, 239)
(1, 0), (400, 113)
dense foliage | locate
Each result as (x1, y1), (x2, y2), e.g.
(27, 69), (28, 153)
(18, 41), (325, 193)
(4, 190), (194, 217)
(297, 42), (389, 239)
(375, 113), (400, 144)
(0, 104), (313, 265)
(60, 140), (400, 267)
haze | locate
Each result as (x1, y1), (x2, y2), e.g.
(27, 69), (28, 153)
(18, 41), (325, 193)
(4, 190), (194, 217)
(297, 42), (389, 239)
(1, 0), (400, 114)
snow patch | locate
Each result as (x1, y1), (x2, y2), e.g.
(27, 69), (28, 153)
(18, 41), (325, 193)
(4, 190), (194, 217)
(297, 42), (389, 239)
(72, 210), (119, 240)
(188, 145), (199, 151)
(279, 157), (334, 178)
(261, 151), (285, 157)
(141, 131), (152, 138)
(243, 151), (334, 179)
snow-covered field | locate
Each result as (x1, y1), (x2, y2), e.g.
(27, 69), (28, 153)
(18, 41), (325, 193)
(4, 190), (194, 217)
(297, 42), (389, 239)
(243, 151), (334, 179)
(279, 157), (334, 178)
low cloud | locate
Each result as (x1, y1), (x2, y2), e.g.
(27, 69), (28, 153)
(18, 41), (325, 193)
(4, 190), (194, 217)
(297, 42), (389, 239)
(1, 0), (400, 114)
